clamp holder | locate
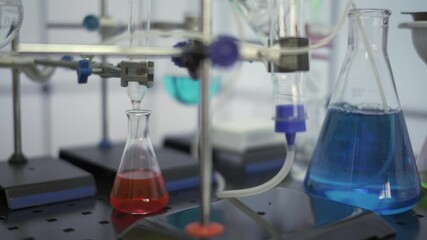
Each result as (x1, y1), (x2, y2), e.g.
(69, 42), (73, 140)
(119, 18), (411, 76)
(171, 40), (206, 79)
(120, 61), (154, 87)
(269, 37), (310, 73)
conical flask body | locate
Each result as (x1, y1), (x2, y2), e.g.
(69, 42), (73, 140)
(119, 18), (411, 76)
(110, 110), (168, 215)
(304, 9), (421, 215)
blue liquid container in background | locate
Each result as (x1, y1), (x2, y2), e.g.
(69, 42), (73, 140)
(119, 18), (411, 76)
(304, 104), (422, 215)
(163, 75), (221, 106)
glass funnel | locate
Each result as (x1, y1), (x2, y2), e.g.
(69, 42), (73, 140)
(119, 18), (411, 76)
(110, 110), (169, 215)
(304, 9), (422, 215)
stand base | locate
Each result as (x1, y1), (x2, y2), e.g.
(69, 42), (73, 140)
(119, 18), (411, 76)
(59, 144), (201, 194)
(163, 134), (286, 184)
(8, 153), (28, 164)
(123, 187), (396, 240)
(186, 222), (224, 238)
(0, 157), (96, 211)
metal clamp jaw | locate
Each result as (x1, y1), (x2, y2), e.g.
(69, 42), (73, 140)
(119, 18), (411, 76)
(269, 37), (310, 73)
(120, 61), (154, 88)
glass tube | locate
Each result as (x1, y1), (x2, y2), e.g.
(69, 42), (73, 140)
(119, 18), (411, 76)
(126, 0), (151, 109)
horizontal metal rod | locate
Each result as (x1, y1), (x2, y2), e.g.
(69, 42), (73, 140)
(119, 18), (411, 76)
(46, 23), (82, 29)
(47, 22), (186, 30)
(18, 43), (276, 63)
(18, 44), (183, 57)
(0, 56), (36, 67)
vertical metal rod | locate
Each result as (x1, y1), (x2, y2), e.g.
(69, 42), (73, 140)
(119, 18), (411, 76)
(100, 58), (109, 143)
(199, 0), (212, 227)
(40, 0), (53, 155)
(100, 0), (110, 147)
(100, 0), (107, 16)
(12, 39), (21, 156)
(9, 37), (27, 164)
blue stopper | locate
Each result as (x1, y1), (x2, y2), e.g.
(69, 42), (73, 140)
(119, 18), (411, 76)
(209, 36), (239, 68)
(171, 41), (189, 68)
(83, 15), (100, 31)
(275, 104), (306, 138)
(77, 60), (92, 84)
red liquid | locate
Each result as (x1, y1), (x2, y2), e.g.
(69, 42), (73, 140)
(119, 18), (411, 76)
(110, 169), (169, 215)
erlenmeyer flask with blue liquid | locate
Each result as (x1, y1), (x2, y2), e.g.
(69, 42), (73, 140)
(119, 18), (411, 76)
(304, 9), (422, 215)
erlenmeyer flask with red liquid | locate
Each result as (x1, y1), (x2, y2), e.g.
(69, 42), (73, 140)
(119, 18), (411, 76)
(110, 110), (169, 215)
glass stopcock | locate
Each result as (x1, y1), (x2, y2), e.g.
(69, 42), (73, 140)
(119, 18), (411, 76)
(110, 110), (169, 215)
(304, 9), (421, 215)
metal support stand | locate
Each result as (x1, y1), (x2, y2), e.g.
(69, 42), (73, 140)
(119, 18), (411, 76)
(199, 59), (212, 226)
(98, 0), (113, 149)
(1, 38), (96, 211)
(8, 38), (27, 164)
(199, 0), (212, 227)
(185, 0), (225, 237)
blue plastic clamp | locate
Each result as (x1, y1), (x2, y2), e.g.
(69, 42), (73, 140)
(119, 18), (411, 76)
(77, 60), (92, 84)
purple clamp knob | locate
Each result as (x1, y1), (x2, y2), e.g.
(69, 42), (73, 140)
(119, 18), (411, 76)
(171, 41), (189, 68)
(77, 59), (92, 84)
(209, 36), (239, 68)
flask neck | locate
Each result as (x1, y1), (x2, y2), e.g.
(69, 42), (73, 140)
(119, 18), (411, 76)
(126, 110), (150, 140)
(348, 9), (391, 52)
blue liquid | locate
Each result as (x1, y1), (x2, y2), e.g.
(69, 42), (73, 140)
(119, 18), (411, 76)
(163, 76), (221, 106)
(304, 104), (422, 215)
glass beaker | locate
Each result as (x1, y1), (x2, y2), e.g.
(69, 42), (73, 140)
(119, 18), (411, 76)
(304, 9), (422, 215)
(110, 110), (169, 215)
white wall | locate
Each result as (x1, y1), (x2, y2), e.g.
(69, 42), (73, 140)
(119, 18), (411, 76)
(1, 0), (264, 160)
(0, 0), (48, 158)
(1, 0), (426, 161)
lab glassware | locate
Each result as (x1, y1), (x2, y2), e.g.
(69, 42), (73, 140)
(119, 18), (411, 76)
(0, 0), (22, 49)
(231, 0), (272, 44)
(110, 110), (169, 215)
(126, 0), (151, 109)
(304, 9), (422, 215)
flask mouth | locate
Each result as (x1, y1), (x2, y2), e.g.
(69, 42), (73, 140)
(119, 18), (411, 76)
(349, 8), (391, 18)
(126, 109), (151, 116)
